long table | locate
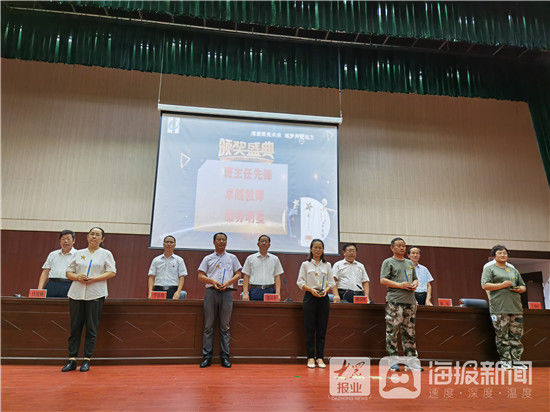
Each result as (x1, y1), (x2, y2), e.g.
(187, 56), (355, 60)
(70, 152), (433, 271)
(2, 297), (549, 365)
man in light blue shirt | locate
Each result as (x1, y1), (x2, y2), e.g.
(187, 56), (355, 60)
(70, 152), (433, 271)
(407, 247), (434, 306)
(198, 232), (242, 368)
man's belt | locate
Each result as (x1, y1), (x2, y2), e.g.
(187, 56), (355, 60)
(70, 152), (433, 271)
(338, 288), (363, 295)
(250, 284), (275, 290)
(154, 286), (177, 291)
(49, 278), (72, 283)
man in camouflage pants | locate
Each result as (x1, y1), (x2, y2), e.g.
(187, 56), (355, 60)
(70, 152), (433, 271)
(481, 245), (527, 369)
(385, 302), (418, 357)
(380, 238), (422, 371)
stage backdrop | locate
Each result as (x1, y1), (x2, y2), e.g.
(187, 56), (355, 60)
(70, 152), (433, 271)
(151, 111), (339, 254)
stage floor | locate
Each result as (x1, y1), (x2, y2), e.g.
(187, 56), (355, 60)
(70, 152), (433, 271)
(2, 363), (548, 411)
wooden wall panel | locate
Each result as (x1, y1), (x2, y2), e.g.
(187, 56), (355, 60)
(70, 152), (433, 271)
(2, 59), (549, 251)
(2, 299), (549, 365)
(2, 230), (549, 304)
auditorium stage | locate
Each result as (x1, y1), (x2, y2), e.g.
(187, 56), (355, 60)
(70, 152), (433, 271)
(2, 363), (549, 411)
(2, 297), (549, 365)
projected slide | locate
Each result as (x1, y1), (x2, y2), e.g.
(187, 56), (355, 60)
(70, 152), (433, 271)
(150, 112), (339, 254)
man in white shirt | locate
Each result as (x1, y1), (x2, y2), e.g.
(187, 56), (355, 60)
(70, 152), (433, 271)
(37, 230), (77, 297)
(407, 247), (434, 305)
(148, 235), (188, 299)
(242, 235), (284, 301)
(333, 243), (370, 303)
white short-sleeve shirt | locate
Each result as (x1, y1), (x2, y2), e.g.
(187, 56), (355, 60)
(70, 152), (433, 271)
(148, 254), (188, 286)
(242, 252), (283, 285)
(67, 248), (116, 300)
(42, 248), (78, 279)
(332, 259), (369, 291)
(413, 264), (434, 293)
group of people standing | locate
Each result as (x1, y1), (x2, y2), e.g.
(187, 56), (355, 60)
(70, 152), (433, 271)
(37, 229), (527, 372)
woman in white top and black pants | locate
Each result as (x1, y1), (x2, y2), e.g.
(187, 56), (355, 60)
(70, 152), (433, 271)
(297, 239), (340, 368)
(62, 227), (116, 372)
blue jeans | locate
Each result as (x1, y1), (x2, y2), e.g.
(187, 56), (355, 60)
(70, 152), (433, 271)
(46, 279), (71, 298)
(249, 287), (275, 301)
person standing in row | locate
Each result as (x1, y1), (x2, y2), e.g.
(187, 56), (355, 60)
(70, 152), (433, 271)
(407, 247), (434, 306)
(198, 233), (242, 368)
(38, 229), (78, 298)
(148, 235), (187, 299)
(62, 227), (116, 372)
(380, 237), (423, 371)
(332, 243), (370, 303)
(297, 239), (340, 368)
(481, 245), (527, 369)
(242, 235), (284, 301)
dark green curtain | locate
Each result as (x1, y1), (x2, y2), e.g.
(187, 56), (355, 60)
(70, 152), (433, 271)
(0, 8), (527, 96)
(2, 8), (549, 185)
(65, 1), (550, 49)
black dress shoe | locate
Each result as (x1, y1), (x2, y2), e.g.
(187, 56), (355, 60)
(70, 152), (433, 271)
(61, 360), (77, 372)
(80, 360), (90, 372)
(200, 358), (212, 368)
(221, 358), (232, 368)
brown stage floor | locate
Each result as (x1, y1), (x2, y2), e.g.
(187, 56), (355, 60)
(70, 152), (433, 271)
(2, 364), (549, 411)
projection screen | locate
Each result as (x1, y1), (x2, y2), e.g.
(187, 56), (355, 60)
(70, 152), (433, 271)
(150, 105), (340, 254)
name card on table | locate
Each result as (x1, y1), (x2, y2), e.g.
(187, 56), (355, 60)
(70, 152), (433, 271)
(28, 289), (46, 298)
(353, 296), (369, 304)
(264, 294), (280, 302)
(150, 291), (167, 300)
(528, 302), (542, 309)
(438, 298), (452, 307)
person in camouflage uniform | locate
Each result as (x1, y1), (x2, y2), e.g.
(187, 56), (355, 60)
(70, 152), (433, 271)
(481, 245), (527, 369)
(380, 238), (422, 371)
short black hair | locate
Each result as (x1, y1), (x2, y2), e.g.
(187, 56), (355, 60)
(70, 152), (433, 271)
(258, 234), (271, 242)
(59, 229), (75, 240)
(407, 246), (421, 254)
(490, 245), (510, 257)
(391, 237), (405, 246)
(213, 232), (227, 242)
(163, 235), (176, 243)
(342, 243), (357, 252)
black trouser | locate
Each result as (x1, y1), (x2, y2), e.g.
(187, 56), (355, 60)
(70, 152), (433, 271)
(415, 292), (427, 305)
(302, 292), (330, 359)
(45, 279), (71, 298)
(68, 297), (105, 358)
(154, 285), (178, 299)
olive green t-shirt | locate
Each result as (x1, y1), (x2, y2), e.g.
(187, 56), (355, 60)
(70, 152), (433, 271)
(380, 257), (417, 304)
(481, 264), (525, 315)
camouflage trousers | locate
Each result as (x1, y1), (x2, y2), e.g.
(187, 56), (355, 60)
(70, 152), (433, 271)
(491, 314), (524, 361)
(385, 302), (418, 357)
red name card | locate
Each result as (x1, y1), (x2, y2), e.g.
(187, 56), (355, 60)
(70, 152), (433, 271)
(263, 294), (280, 302)
(438, 298), (452, 307)
(150, 291), (167, 300)
(353, 296), (369, 304)
(28, 289), (46, 298)
(528, 302), (542, 309)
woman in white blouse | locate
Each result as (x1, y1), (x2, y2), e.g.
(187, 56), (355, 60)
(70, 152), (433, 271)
(61, 227), (116, 372)
(297, 239), (340, 368)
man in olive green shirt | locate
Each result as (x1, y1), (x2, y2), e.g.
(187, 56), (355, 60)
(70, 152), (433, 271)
(481, 245), (526, 369)
(380, 237), (422, 371)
